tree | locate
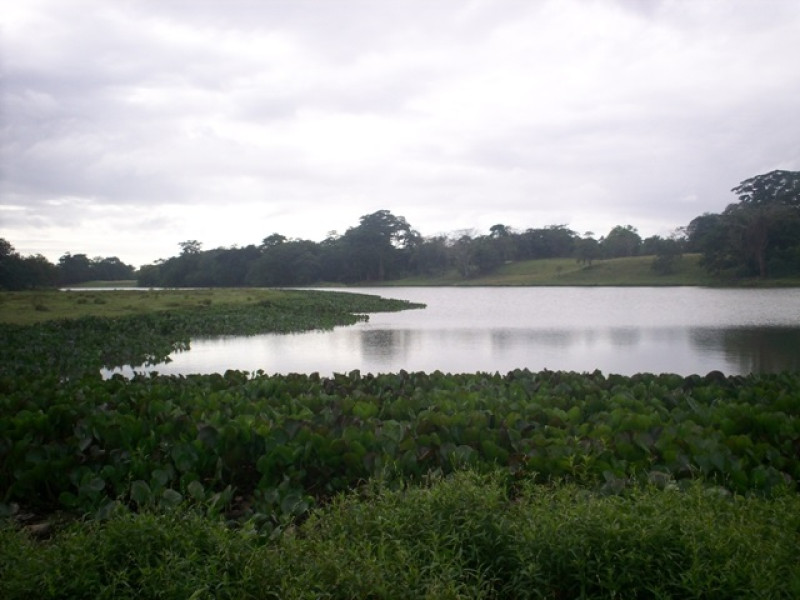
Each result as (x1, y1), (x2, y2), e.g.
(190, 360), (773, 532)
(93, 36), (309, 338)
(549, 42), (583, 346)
(260, 234), (287, 250)
(0, 239), (21, 289)
(472, 236), (504, 274)
(689, 170), (800, 279)
(341, 210), (418, 281)
(248, 240), (320, 286)
(649, 235), (684, 275)
(90, 256), (135, 281)
(178, 240), (203, 255)
(154, 241), (205, 286)
(724, 170), (800, 278)
(488, 224), (516, 263)
(0, 239), (57, 289)
(410, 236), (450, 276)
(447, 230), (477, 278)
(602, 225), (642, 258)
(58, 253), (93, 284)
(489, 224), (510, 238)
(575, 233), (600, 266)
(687, 213), (731, 273)
(731, 169), (800, 209)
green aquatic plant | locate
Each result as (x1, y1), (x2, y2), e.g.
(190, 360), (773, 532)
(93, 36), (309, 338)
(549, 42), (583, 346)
(2, 369), (798, 524)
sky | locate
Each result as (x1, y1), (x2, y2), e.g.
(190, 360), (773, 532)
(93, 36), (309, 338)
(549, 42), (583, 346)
(2, 0), (800, 268)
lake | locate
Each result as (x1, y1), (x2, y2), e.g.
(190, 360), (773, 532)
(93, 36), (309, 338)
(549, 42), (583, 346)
(107, 287), (800, 377)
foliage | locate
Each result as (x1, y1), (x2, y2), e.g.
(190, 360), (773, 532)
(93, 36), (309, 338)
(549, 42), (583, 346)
(58, 253), (136, 285)
(689, 170), (800, 278)
(0, 239), (58, 290)
(0, 239), (136, 289)
(649, 236), (684, 275)
(2, 365), (799, 528)
(602, 224), (642, 258)
(136, 212), (703, 286)
(575, 233), (601, 266)
(2, 473), (799, 599)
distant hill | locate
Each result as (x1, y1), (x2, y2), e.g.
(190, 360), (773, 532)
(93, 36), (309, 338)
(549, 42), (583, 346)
(379, 254), (800, 287)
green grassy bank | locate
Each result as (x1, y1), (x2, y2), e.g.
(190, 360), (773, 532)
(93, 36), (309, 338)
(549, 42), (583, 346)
(0, 287), (420, 327)
(383, 253), (800, 286)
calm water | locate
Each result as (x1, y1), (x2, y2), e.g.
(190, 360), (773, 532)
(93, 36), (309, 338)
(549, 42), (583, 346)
(108, 287), (800, 377)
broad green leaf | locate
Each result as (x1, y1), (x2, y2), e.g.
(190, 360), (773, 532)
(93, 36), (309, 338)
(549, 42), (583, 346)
(130, 480), (152, 506)
(187, 480), (205, 501)
(161, 489), (183, 507)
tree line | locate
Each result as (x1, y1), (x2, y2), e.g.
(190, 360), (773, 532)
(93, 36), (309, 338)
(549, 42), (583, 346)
(0, 242), (136, 290)
(2, 169), (798, 290)
(136, 215), (683, 288)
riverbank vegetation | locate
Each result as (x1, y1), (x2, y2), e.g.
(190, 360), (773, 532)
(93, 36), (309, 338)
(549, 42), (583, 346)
(2, 288), (800, 597)
(0, 288), (421, 327)
(4, 474), (798, 599)
(0, 289), (423, 377)
(3, 170), (799, 290)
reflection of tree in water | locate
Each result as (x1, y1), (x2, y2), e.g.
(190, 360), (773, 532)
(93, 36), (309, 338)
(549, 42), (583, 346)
(359, 329), (414, 365)
(691, 327), (800, 374)
(489, 329), (578, 349)
(608, 328), (641, 347)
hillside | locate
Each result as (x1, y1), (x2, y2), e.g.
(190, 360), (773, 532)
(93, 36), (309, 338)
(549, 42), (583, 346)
(381, 253), (703, 286)
(381, 253), (799, 287)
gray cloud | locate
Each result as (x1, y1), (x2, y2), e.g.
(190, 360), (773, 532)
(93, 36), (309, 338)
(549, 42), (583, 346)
(2, 0), (800, 267)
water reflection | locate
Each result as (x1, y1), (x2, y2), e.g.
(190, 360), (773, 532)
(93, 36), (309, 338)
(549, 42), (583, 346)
(105, 287), (800, 377)
(691, 327), (800, 374)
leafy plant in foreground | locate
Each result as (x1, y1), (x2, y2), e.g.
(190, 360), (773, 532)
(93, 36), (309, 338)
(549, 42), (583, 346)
(2, 369), (798, 527)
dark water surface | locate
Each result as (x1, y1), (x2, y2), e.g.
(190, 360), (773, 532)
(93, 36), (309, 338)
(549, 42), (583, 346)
(109, 287), (800, 377)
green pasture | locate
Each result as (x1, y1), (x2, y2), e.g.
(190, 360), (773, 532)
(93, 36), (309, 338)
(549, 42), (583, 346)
(382, 253), (800, 286)
(384, 254), (710, 286)
(0, 288), (294, 326)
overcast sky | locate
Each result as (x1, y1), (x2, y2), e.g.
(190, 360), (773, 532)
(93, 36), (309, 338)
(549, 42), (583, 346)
(2, 0), (799, 268)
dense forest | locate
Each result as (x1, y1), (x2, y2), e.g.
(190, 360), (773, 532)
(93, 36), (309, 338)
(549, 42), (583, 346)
(0, 241), (136, 290)
(2, 169), (798, 289)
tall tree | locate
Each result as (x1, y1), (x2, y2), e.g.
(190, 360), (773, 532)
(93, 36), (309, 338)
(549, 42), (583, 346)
(58, 253), (93, 284)
(90, 256), (136, 281)
(725, 170), (800, 278)
(488, 224), (516, 262)
(178, 240), (203, 255)
(575, 233), (601, 266)
(518, 225), (577, 259)
(0, 239), (57, 289)
(690, 170), (800, 278)
(341, 210), (418, 281)
(602, 225), (642, 258)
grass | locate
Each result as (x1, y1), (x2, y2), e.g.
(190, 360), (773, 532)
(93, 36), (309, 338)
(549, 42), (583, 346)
(2, 472), (799, 599)
(383, 253), (800, 287)
(0, 288), (290, 326)
(488, 254), (711, 286)
(62, 280), (139, 288)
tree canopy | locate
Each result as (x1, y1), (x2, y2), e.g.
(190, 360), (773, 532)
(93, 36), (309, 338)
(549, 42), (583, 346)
(689, 170), (800, 278)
